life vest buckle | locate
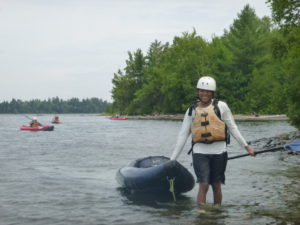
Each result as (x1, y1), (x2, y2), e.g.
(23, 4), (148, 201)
(201, 132), (212, 138)
(201, 121), (209, 126)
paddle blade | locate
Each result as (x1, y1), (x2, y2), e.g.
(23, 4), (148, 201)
(285, 140), (300, 152)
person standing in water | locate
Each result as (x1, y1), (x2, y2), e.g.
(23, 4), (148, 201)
(170, 76), (256, 206)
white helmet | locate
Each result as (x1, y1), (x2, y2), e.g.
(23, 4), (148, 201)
(196, 76), (216, 91)
(33, 117), (37, 120)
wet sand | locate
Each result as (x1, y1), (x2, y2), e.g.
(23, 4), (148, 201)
(127, 114), (288, 121)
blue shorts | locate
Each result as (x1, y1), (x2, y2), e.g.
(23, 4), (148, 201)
(192, 152), (228, 184)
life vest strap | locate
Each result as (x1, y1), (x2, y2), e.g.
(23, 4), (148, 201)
(200, 140), (214, 144)
(188, 98), (200, 116)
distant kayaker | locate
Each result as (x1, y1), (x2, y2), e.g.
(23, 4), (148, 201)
(30, 117), (41, 127)
(52, 115), (60, 123)
(170, 76), (256, 206)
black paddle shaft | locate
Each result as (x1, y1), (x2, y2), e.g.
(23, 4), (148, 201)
(228, 146), (284, 160)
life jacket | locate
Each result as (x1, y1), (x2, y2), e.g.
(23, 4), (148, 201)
(187, 99), (230, 154)
(30, 121), (40, 127)
(192, 103), (226, 143)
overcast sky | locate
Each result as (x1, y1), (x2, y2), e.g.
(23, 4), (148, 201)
(0, 0), (272, 102)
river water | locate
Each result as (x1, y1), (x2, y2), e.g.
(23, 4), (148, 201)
(0, 114), (299, 225)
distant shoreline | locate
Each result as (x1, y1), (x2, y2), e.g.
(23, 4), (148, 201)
(126, 114), (288, 121)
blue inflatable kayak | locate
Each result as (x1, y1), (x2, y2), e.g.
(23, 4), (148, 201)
(116, 156), (195, 194)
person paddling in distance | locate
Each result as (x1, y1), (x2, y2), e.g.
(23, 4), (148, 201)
(30, 117), (42, 127)
(170, 76), (256, 206)
(52, 115), (60, 123)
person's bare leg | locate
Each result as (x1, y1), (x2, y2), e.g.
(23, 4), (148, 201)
(211, 182), (222, 205)
(197, 182), (209, 205)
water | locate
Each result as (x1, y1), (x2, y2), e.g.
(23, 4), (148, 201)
(0, 114), (299, 225)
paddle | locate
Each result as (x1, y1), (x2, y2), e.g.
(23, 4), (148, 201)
(228, 140), (300, 160)
(23, 115), (43, 126)
(23, 114), (34, 120)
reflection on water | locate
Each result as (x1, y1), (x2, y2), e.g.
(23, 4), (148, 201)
(118, 187), (192, 207)
(253, 166), (300, 224)
(119, 187), (230, 225)
(0, 114), (299, 225)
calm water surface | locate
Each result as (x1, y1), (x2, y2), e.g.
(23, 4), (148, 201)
(0, 114), (299, 225)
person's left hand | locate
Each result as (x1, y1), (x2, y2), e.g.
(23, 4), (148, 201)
(245, 145), (256, 156)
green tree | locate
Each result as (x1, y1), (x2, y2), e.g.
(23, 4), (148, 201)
(158, 31), (210, 113)
(110, 4), (296, 117)
(267, 0), (300, 129)
(267, 0), (300, 27)
(222, 5), (273, 113)
(111, 49), (146, 114)
(111, 70), (135, 114)
(132, 41), (169, 114)
(0, 98), (110, 113)
(244, 22), (287, 114)
(208, 36), (233, 103)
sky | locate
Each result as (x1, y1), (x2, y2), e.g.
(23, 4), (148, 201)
(0, 0), (272, 102)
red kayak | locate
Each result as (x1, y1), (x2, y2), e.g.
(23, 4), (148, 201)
(20, 125), (54, 131)
(109, 116), (128, 120)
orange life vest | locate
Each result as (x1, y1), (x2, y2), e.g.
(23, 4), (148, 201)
(30, 121), (40, 127)
(191, 104), (226, 144)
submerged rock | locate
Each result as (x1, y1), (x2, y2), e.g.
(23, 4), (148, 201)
(249, 130), (300, 148)
(248, 130), (300, 164)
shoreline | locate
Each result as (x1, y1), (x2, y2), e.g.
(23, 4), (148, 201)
(126, 114), (288, 121)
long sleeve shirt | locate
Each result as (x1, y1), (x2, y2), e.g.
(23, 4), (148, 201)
(170, 100), (248, 160)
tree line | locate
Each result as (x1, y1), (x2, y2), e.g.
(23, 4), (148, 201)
(111, 2), (300, 129)
(0, 97), (111, 114)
